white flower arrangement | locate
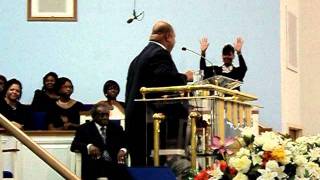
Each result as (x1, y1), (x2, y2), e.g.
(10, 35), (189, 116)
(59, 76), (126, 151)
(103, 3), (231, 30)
(194, 129), (320, 180)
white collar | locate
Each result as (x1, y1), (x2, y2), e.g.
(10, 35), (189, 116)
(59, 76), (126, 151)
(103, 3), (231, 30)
(149, 41), (167, 50)
(222, 64), (234, 73)
(95, 122), (106, 131)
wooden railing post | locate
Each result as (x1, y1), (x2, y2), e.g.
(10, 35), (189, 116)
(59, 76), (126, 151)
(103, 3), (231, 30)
(216, 100), (225, 141)
(226, 101), (232, 123)
(232, 103), (238, 127)
(245, 106), (252, 127)
(238, 105), (244, 126)
(0, 135), (2, 180)
(0, 114), (80, 180)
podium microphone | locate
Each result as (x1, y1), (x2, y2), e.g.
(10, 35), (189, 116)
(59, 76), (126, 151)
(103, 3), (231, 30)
(127, 15), (135, 24)
(181, 47), (214, 65)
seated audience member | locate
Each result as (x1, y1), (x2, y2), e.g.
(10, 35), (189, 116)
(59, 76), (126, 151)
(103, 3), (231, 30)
(0, 74), (7, 98)
(103, 80), (125, 124)
(47, 77), (84, 130)
(0, 79), (32, 129)
(70, 101), (131, 180)
(31, 72), (59, 111)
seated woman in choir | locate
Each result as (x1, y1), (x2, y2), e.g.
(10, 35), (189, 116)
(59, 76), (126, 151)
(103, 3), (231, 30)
(103, 80), (125, 127)
(31, 72), (59, 112)
(0, 79), (32, 130)
(47, 77), (84, 130)
(0, 74), (7, 98)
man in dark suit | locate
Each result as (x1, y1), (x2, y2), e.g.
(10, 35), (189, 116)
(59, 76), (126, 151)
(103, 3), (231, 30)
(125, 20), (193, 166)
(70, 101), (131, 180)
(199, 37), (247, 88)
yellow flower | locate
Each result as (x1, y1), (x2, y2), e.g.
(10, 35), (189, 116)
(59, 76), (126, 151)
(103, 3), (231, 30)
(271, 146), (285, 162)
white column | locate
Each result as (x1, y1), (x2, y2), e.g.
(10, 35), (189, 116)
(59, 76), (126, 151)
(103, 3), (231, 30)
(0, 135), (3, 180)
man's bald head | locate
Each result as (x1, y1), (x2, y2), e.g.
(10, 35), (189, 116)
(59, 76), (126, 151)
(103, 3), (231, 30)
(150, 21), (174, 38)
(149, 21), (176, 52)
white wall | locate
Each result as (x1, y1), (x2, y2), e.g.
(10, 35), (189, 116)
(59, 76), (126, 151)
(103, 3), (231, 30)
(280, 0), (301, 134)
(0, 0), (281, 130)
(280, 0), (320, 135)
(299, 0), (320, 135)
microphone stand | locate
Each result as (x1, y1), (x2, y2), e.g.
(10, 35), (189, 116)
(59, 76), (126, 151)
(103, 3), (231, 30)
(181, 47), (214, 66)
(127, 0), (144, 24)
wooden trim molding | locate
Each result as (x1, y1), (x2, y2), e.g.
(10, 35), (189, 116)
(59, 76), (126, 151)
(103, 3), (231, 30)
(0, 130), (75, 136)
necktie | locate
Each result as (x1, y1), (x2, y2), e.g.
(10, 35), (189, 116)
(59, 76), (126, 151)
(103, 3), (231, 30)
(100, 126), (112, 161)
(100, 126), (107, 144)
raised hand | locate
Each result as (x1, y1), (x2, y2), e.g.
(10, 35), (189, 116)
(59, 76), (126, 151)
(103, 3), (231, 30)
(234, 37), (244, 53)
(200, 37), (210, 54)
(185, 70), (194, 82)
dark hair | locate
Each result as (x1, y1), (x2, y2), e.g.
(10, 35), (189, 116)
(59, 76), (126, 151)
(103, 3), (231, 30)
(90, 101), (113, 120)
(0, 74), (7, 83)
(42, 72), (58, 91)
(222, 44), (235, 55)
(55, 77), (73, 95)
(3, 78), (23, 100)
(103, 80), (120, 94)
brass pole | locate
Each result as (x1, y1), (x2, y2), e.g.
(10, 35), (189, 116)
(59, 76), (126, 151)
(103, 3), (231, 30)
(0, 114), (80, 180)
(153, 113), (165, 166)
(189, 111), (201, 170)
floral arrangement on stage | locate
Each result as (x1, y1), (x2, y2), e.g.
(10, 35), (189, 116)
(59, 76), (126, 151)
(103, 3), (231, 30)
(193, 127), (320, 180)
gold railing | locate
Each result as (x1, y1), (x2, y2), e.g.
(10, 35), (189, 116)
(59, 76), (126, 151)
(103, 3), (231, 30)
(138, 84), (259, 169)
(140, 84), (258, 101)
(0, 114), (80, 180)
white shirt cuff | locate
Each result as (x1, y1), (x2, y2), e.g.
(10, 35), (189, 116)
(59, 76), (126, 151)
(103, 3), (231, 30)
(87, 144), (93, 154)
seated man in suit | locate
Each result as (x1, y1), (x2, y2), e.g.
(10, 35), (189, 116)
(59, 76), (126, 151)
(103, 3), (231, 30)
(70, 101), (132, 180)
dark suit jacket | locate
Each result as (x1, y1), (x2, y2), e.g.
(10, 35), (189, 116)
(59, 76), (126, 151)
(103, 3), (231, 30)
(70, 121), (126, 180)
(125, 42), (188, 166)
